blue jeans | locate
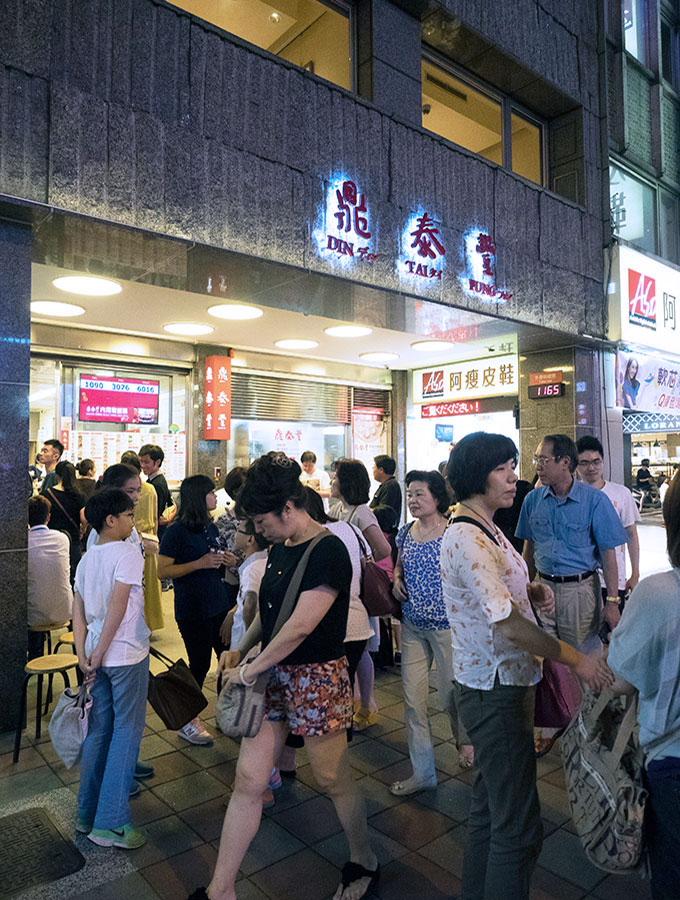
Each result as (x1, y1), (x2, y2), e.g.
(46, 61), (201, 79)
(78, 656), (149, 830)
(645, 766), (680, 899)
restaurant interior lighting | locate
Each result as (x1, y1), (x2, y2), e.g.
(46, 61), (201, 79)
(410, 339), (455, 351)
(163, 322), (215, 336)
(324, 324), (373, 338)
(359, 351), (400, 362)
(31, 300), (86, 317)
(208, 304), (264, 320)
(274, 338), (320, 350)
(52, 275), (122, 296)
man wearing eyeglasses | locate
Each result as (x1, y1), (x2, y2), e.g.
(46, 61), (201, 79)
(516, 434), (628, 653)
(575, 435), (641, 632)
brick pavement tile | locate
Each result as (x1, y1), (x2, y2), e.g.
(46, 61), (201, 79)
(539, 829), (608, 892)
(433, 740), (469, 775)
(240, 818), (306, 876)
(206, 758), (238, 788)
(0, 745), (45, 775)
(249, 848), (343, 900)
(141, 749), (201, 786)
(379, 701), (406, 723)
(262, 778), (320, 816)
(178, 795), (229, 842)
(415, 777), (471, 821)
(376, 679), (406, 697)
(129, 785), (175, 825)
(293, 762), (323, 792)
(270, 794), (342, 844)
(590, 872), (652, 900)
(0, 765), (62, 804)
(355, 713), (405, 738)
(144, 711), (166, 733)
(177, 735), (241, 768)
(418, 822), (466, 876)
(429, 712), (454, 741)
(369, 757), (449, 788)
(454, 767), (477, 786)
(128, 813), (204, 867)
(537, 780), (573, 826)
(347, 738), (406, 775)
(536, 754), (565, 778)
(313, 824), (409, 869)
(232, 880), (271, 900)
(543, 766), (567, 790)
(354, 773), (405, 816)
(369, 799), (456, 850)
(151, 770), (226, 812)
(374, 686), (404, 709)
(140, 843), (218, 900)
(71, 871), (162, 900)
(530, 865), (587, 899)
(139, 732), (177, 759)
(374, 851), (462, 900)
(49, 757), (82, 785)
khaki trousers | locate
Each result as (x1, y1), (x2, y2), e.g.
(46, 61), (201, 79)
(536, 573), (601, 652)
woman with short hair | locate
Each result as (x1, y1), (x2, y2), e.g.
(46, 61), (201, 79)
(158, 475), (231, 746)
(442, 432), (612, 900)
(188, 453), (378, 900)
(390, 469), (473, 796)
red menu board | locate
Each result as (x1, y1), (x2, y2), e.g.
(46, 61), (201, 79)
(79, 375), (160, 424)
(204, 355), (231, 440)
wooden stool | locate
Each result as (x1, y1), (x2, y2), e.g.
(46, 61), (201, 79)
(54, 632), (75, 653)
(13, 653), (79, 763)
(28, 621), (70, 657)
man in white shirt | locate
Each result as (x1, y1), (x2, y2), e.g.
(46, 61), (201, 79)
(576, 436), (641, 627)
(27, 495), (73, 658)
(299, 451), (331, 498)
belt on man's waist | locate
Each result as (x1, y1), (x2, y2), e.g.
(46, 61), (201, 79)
(537, 570), (596, 584)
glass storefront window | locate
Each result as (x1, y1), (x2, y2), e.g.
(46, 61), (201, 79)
(29, 357), (60, 465)
(511, 112), (543, 184)
(623, 0), (649, 66)
(227, 419), (348, 471)
(660, 191), (680, 264)
(422, 60), (503, 165)
(609, 163), (656, 254)
(176, 0), (352, 91)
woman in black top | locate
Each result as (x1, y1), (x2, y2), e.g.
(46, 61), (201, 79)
(189, 453), (379, 900)
(158, 475), (236, 746)
(45, 460), (85, 581)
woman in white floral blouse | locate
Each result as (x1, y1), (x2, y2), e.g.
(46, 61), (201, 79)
(441, 432), (612, 900)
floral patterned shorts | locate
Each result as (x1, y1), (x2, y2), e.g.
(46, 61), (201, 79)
(265, 657), (352, 736)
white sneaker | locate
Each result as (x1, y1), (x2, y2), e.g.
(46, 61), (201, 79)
(177, 717), (213, 745)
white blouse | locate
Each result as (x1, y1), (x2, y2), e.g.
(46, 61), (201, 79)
(441, 519), (542, 691)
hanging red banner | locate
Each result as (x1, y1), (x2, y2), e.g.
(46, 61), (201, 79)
(204, 355), (231, 440)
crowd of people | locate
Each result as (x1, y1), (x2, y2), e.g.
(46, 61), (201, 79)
(24, 432), (680, 900)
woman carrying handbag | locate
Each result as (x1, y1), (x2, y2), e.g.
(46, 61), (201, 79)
(186, 452), (378, 900)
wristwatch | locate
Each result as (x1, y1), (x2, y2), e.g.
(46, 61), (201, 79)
(605, 596), (620, 604)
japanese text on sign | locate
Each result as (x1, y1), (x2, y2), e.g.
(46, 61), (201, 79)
(421, 401), (481, 418)
(204, 355), (231, 440)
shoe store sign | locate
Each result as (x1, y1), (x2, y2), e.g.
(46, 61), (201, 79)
(413, 353), (518, 404)
(609, 244), (680, 355)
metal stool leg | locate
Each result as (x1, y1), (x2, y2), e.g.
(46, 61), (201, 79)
(35, 675), (43, 740)
(47, 632), (52, 655)
(63, 670), (71, 689)
(13, 675), (31, 763)
(44, 673), (54, 716)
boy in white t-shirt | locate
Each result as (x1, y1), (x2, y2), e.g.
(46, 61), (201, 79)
(73, 488), (150, 850)
(219, 518), (268, 651)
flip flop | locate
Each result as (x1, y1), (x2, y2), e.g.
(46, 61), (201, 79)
(340, 861), (380, 898)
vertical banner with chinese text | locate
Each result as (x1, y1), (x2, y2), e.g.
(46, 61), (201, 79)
(204, 355), (231, 440)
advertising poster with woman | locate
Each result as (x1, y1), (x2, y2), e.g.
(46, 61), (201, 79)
(616, 351), (680, 411)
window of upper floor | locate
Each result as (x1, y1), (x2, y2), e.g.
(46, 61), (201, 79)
(610, 161), (680, 265)
(662, 15), (680, 91)
(421, 56), (545, 187)
(173, 0), (353, 91)
(623, 0), (651, 66)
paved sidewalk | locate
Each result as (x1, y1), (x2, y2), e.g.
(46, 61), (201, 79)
(1, 665), (652, 900)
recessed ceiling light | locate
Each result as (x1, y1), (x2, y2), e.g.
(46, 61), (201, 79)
(231, 357), (247, 367)
(274, 338), (319, 350)
(410, 339), (455, 352)
(52, 275), (122, 296)
(163, 322), (215, 336)
(359, 351), (400, 362)
(31, 300), (86, 317)
(208, 304), (264, 320)
(324, 325), (373, 338)
(270, 12), (281, 23)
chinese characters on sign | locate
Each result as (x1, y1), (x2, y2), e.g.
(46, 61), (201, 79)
(204, 355), (231, 440)
(459, 229), (513, 303)
(529, 371), (563, 386)
(413, 354), (518, 404)
(399, 210), (446, 281)
(314, 176), (379, 264)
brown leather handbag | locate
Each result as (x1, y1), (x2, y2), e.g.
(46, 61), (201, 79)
(147, 646), (208, 730)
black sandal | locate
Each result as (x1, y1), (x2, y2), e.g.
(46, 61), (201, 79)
(340, 861), (380, 897)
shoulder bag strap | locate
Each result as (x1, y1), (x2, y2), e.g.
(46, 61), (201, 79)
(347, 506), (359, 525)
(269, 530), (332, 641)
(453, 515), (500, 547)
(149, 645), (177, 668)
(46, 488), (80, 533)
